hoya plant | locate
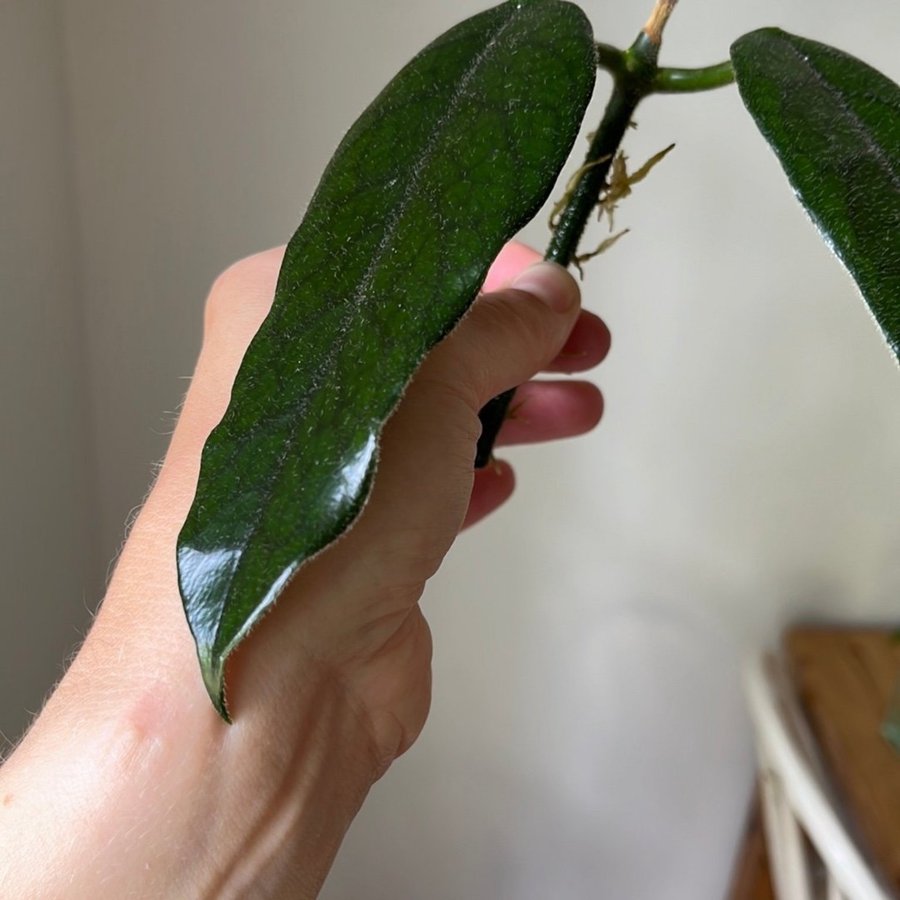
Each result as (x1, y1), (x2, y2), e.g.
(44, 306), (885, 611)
(176, 0), (900, 724)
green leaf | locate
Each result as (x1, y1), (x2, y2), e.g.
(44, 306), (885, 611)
(177, 0), (596, 718)
(731, 29), (900, 360)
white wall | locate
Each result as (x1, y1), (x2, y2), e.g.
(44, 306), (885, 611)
(0, 0), (99, 746)
(4, 0), (899, 896)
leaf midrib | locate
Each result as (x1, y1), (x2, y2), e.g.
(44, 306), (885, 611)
(776, 34), (900, 192)
(208, 8), (525, 655)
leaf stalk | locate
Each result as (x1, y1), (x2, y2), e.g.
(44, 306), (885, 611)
(652, 61), (735, 93)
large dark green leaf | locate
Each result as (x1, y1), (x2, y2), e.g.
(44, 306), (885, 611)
(731, 29), (900, 360)
(177, 0), (596, 718)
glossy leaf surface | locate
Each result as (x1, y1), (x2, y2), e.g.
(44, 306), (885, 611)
(731, 29), (900, 359)
(177, 0), (596, 717)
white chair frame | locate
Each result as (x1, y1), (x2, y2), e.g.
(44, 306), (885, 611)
(743, 654), (893, 900)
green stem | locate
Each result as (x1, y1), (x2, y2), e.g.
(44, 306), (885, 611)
(595, 42), (627, 79)
(548, 31), (658, 266)
(475, 36), (653, 467)
(546, 77), (644, 265)
(652, 61), (735, 93)
(475, 11), (733, 467)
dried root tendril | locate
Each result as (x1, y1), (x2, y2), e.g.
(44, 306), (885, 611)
(547, 140), (674, 277)
(548, 156), (612, 229)
(573, 228), (630, 277)
(598, 142), (675, 231)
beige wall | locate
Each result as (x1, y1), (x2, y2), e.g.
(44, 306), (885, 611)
(0, 0), (98, 745)
(3, 0), (899, 896)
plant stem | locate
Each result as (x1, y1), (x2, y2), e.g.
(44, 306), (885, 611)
(475, 38), (652, 468)
(652, 61), (735, 93)
(474, 0), (731, 466)
(643, 0), (678, 47)
(546, 80), (642, 265)
(595, 42), (627, 79)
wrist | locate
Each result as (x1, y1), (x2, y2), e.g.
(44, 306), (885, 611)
(203, 669), (381, 897)
(0, 475), (383, 899)
(1, 602), (381, 899)
(93, 553), (385, 897)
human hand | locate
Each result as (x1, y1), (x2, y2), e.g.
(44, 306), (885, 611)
(0, 241), (609, 898)
(198, 241), (609, 761)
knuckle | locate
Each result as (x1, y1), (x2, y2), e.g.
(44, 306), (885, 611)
(414, 372), (481, 419)
(203, 258), (252, 328)
(496, 289), (558, 360)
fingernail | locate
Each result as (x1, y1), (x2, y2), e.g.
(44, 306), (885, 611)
(510, 261), (577, 314)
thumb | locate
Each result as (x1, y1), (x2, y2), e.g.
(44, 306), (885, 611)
(426, 261), (582, 409)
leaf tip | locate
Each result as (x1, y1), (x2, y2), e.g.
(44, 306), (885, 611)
(201, 651), (232, 724)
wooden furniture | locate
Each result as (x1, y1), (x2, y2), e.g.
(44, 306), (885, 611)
(728, 789), (776, 900)
(785, 628), (900, 893)
(731, 627), (900, 899)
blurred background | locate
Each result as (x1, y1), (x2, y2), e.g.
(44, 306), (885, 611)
(2, 0), (898, 896)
